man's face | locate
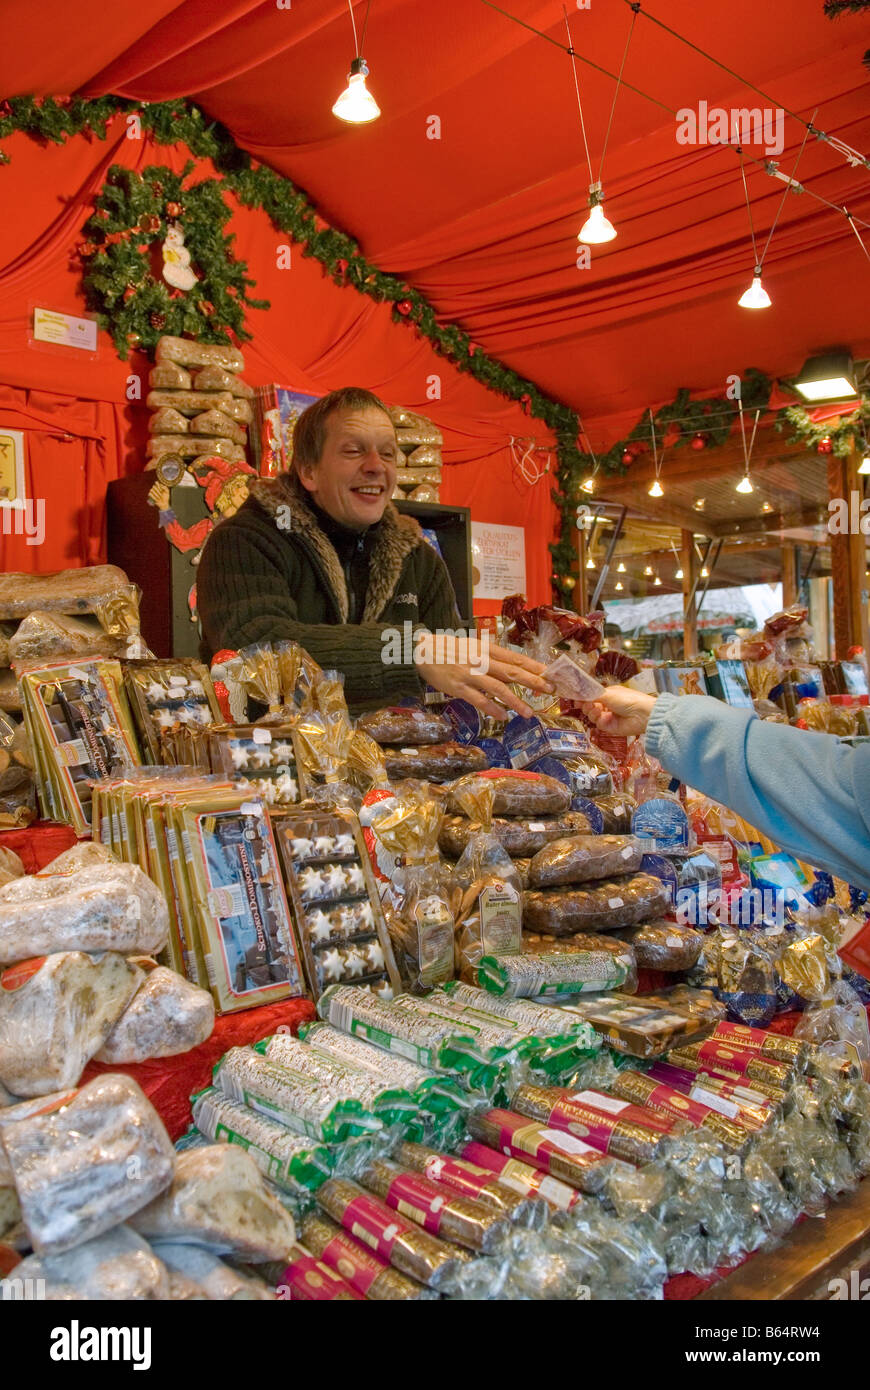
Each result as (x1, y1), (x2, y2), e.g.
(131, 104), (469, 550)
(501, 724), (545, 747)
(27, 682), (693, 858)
(297, 406), (399, 529)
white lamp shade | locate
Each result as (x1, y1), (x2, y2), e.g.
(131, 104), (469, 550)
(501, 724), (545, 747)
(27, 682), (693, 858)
(333, 71), (381, 123)
(579, 203), (616, 244)
(738, 274), (771, 309)
(859, 455), (870, 475)
(736, 474), (754, 493)
(648, 478), (664, 497)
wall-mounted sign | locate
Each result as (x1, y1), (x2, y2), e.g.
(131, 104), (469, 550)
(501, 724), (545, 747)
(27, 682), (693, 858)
(471, 521), (526, 600)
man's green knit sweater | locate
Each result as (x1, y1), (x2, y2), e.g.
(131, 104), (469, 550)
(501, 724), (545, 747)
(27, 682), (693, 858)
(196, 470), (462, 710)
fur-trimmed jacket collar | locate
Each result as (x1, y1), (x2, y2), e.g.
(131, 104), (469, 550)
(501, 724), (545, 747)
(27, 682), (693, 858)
(247, 471), (423, 624)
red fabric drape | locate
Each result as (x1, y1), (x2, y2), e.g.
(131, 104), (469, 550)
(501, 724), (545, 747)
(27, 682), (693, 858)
(0, 124), (557, 603)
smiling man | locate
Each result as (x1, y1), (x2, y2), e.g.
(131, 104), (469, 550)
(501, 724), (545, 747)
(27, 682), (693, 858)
(197, 387), (549, 715)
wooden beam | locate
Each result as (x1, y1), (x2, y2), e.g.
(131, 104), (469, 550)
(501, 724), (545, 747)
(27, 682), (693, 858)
(682, 529), (698, 659)
(781, 544), (798, 607)
(599, 493), (722, 538)
(827, 447), (870, 659)
(574, 520), (587, 614)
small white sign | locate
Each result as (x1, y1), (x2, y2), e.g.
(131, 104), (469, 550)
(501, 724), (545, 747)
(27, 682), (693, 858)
(471, 521), (526, 600)
(33, 307), (98, 352)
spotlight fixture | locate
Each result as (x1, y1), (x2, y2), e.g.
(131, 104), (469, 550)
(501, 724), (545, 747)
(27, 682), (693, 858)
(693, 498), (706, 510)
(675, 567), (684, 580)
(736, 474), (754, 494)
(761, 500), (774, 513)
(653, 575), (662, 586)
(701, 566), (709, 578)
(333, 2), (380, 123)
(794, 351), (858, 403)
(859, 454), (870, 476)
(617, 561), (626, 573)
(648, 479), (664, 498)
(738, 268), (771, 310)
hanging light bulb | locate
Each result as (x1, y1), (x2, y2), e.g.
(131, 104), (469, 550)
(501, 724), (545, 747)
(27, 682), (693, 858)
(736, 474), (754, 494)
(615, 580), (624, 591)
(701, 566), (709, 578)
(643, 564), (653, 576)
(859, 454), (870, 476)
(653, 575), (662, 586)
(761, 501), (773, 513)
(738, 267), (771, 309)
(617, 561), (626, 573)
(675, 567), (684, 580)
(581, 475), (596, 493)
(586, 555), (596, 569)
(648, 478), (664, 497)
(333, 57), (381, 123)
(579, 184), (616, 244)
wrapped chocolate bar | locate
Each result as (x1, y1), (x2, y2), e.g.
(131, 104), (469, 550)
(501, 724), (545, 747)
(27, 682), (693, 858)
(528, 834), (644, 888)
(395, 1141), (547, 1227)
(667, 1038), (794, 1096)
(446, 769), (570, 818)
(299, 1211), (435, 1299)
(560, 991), (721, 1059)
(273, 808), (400, 1001)
(360, 1156), (512, 1253)
(299, 1022), (469, 1120)
(316, 1176), (469, 1290)
(477, 942), (635, 999)
(371, 783), (455, 991)
(213, 1045), (381, 1143)
(439, 810), (592, 860)
(466, 1108), (622, 1193)
(709, 1020), (806, 1068)
(458, 1139), (582, 1211)
(612, 920), (705, 972)
(522, 872), (670, 936)
(277, 1245), (363, 1300)
(609, 1069), (750, 1151)
(448, 777), (522, 981)
(356, 705), (452, 746)
(123, 660), (222, 763)
(180, 792), (307, 1013)
(257, 1032), (420, 1130)
(191, 1086), (332, 1193)
(645, 1061), (779, 1129)
(511, 1083), (685, 1163)
(382, 742), (487, 783)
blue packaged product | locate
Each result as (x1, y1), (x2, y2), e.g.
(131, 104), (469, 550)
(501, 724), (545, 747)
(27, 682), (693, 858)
(642, 848), (722, 927)
(563, 795), (605, 834)
(502, 717), (590, 769)
(631, 795), (690, 851)
(444, 699), (484, 744)
(473, 738), (512, 769)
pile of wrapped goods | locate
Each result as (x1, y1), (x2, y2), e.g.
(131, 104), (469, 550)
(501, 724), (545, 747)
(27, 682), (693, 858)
(386, 406), (442, 502)
(146, 336), (253, 468)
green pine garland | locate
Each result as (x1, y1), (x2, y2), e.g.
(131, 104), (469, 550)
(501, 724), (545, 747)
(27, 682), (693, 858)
(824, 1), (870, 16)
(2, 95), (867, 600)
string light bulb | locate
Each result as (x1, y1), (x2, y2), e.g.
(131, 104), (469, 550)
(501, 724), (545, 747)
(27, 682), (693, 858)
(579, 184), (616, 244)
(736, 474), (754, 494)
(648, 478), (664, 498)
(738, 269), (771, 309)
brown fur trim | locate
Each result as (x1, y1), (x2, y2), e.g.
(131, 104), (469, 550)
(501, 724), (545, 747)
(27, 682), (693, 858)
(248, 472), (422, 623)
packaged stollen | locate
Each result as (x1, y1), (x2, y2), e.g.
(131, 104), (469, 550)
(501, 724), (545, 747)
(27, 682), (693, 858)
(8, 612), (128, 664)
(10, 1226), (171, 1301)
(130, 1144), (296, 1263)
(609, 1069), (750, 1151)
(0, 564), (137, 624)
(315, 1175), (470, 1290)
(0, 845), (23, 889)
(316, 983), (489, 1077)
(191, 1086), (331, 1194)
(447, 776), (522, 982)
(439, 809), (592, 860)
(0, 952), (144, 1095)
(2, 1074), (175, 1255)
(644, 1061), (779, 1130)
(356, 705), (452, 746)
(298, 1021), (469, 1120)
(371, 782), (455, 991)
(360, 1156), (512, 1253)
(272, 806), (400, 1001)
(612, 919), (705, 972)
(123, 659), (222, 764)
(458, 1139), (582, 1212)
(586, 791), (637, 835)
(477, 942), (636, 999)
(395, 1140), (548, 1228)
(381, 742), (488, 783)
(522, 872), (670, 936)
(510, 1083), (686, 1163)
(0, 859), (169, 964)
(299, 1210), (436, 1299)
(257, 1031), (420, 1130)
(445, 768), (571, 818)
(151, 1242), (275, 1300)
(466, 1108), (624, 1193)
(276, 1244), (363, 1300)
(180, 790), (307, 1014)
(96, 963), (215, 1063)
(527, 834), (644, 888)
(560, 991), (722, 1060)
(213, 1045), (381, 1143)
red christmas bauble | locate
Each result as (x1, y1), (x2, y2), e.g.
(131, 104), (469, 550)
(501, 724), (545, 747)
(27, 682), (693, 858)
(126, 331), (141, 348)
(165, 201), (182, 218)
(691, 432), (707, 451)
(396, 300), (412, 316)
(520, 394), (532, 414)
(336, 259), (349, 276)
(79, 241), (97, 258)
(622, 448), (634, 466)
(95, 208), (110, 222)
(150, 181), (164, 196)
(123, 285), (137, 303)
(200, 300), (215, 318)
(138, 214), (161, 234)
(0, 101), (12, 118)
(817, 435), (833, 455)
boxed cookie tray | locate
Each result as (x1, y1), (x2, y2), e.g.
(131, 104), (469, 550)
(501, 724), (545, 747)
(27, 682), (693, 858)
(207, 723), (304, 807)
(559, 989), (723, 1059)
(272, 808), (401, 1002)
(123, 659), (222, 764)
(181, 792), (308, 1014)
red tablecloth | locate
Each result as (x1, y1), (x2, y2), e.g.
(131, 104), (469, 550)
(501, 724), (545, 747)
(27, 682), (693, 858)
(0, 819), (77, 873)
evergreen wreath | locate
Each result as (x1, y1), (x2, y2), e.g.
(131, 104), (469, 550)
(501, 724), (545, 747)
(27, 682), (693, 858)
(79, 161), (269, 357)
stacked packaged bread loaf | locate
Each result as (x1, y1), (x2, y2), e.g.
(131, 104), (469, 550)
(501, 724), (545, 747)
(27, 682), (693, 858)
(146, 336), (254, 470)
(387, 406), (442, 502)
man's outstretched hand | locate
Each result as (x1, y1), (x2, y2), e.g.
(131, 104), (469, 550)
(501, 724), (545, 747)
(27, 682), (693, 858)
(580, 685), (656, 737)
(415, 635), (553, 721)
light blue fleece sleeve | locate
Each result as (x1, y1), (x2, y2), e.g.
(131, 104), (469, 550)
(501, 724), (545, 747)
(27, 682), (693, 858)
(644, 693), (870, 891)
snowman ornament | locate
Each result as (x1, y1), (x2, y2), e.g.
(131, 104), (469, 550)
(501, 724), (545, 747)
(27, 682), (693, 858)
(162, 222), (198, 292)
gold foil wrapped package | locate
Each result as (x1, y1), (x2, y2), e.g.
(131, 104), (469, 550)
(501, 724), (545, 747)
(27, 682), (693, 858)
(299, 1211), (435, 1300)
(360, 1156), (512, 1253)
(372, 784), (455, 990)
(316, 1176), (470, 1290)
(230, 642), (283, 712)
(776, 931), (831, 1003)
(275, 641), (321, 715)
(347, 730), (389, 794)
(449, 779), (522, 982)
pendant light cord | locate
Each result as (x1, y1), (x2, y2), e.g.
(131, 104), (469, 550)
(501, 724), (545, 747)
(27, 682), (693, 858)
(563, 7), (595, 190)
(598, 6), (638, 185)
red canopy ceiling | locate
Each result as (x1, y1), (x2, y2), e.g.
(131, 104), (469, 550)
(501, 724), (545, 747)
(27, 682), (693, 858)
(2, 0), (869, 445)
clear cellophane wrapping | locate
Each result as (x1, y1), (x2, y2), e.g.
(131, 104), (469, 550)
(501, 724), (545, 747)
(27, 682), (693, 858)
(448, 778), (522, 982)
(371, 782), (455, 991)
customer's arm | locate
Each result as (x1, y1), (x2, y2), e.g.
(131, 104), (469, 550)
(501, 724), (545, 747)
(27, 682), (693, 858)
(584, 689), (870, 890)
